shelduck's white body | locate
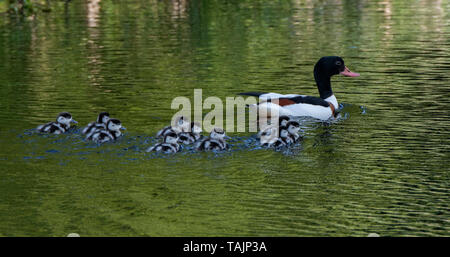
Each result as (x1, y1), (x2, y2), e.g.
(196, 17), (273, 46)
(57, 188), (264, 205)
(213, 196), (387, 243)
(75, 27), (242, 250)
(250, 94), (339, 120)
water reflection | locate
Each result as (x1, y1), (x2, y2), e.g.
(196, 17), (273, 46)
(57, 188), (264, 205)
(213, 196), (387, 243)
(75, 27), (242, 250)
(171, 0), (188, 20)
(86, 0), (103, 87)
(87, 0), (101, 28)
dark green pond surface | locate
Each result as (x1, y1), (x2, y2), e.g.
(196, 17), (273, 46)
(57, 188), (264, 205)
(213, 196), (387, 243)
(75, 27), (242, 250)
(0, 0), (449, 236)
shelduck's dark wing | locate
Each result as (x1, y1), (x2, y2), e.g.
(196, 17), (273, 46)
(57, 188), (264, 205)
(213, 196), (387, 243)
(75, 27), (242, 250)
(281, 95), (330, 107)
(240, 92), (330, 108)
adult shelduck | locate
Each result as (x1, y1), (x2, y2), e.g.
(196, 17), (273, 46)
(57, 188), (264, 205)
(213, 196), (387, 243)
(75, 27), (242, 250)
(240, 56), (360, 120)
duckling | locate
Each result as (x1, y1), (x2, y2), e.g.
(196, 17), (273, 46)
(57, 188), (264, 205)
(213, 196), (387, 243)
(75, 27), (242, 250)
(177, 122), (203, 144)
(286, 120), (302, 143)
(86, 118), (125, 143)
(257, 115), (291, 139)
(279, 115), (291, 127)
(280, 126), (295, 145)
(36, 112), (78, 134)
(259, 126), (279, 147)
(196, 128), (229, 151)
(146, 132), (180, 153)
(156, 116), (189, 138)
(264, 126), (293, 148)
(82, 112), (110, 136)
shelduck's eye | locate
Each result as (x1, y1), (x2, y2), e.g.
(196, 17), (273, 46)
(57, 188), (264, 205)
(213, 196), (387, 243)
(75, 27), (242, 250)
(335, 61), (342, 66)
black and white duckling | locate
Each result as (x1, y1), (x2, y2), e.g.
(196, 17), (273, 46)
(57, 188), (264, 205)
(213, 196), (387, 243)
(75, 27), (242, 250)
(280, 126), (295, 145)
(36, 112), (78, 134)
(263, 126), (294, 148)
(156, 116), (190, 138)
(195, 128), (229, 151)
(146, 132), (180, 153)
(279, 115), (291, 127)
(257, 115), (291, 139)
(82, 112), (110, 136)
(177, 122), (203, 144)
(259, 126), (279, 147)
(86, 118), (125, 143)
(286, 120), (302, 143)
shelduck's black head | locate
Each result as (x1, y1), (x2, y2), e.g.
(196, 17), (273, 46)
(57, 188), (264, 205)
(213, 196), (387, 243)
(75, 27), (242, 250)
(314, 56), (360, 99)
(97, 112), (110, 124)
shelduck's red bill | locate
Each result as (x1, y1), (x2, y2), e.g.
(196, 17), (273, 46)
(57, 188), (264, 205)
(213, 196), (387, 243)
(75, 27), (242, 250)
(340, 66), (360, 77)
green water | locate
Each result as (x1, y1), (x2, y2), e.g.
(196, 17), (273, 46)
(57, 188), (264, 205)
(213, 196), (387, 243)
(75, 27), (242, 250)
(0, 0), (449, 236)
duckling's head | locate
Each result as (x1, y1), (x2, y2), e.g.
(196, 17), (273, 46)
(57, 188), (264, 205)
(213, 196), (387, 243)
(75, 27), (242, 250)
(57, 112), (77, 126)
(171, 115), (190, 133)
(164, 132), (179, 144)
(107, 118), (123, 131)
(278, 115), (290, 127)
(286, 120), (300, 134)
(190, 122), (202, 134)
(176, 116), (186, 125)
(260, 126), (279, 144)
(177, 132), (190, 143)
(210, 127), (226, 140)
(279, 126), (289, 138)
(97, 112), (110, 124)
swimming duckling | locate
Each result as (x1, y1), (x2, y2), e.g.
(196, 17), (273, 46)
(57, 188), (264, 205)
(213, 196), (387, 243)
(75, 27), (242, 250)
(177, 122), (203, 144)
(286, 120), (302, 143)
(264, 126), (294, 148)
(146, 132), (180, 153)
(259, 126), (279, 147)
(156, 116), (189, 138)
(196, 128), (229, 151)
(280, 126), (295, 145)
(36, 112), (78, 134)
(86, 118), (125, 143)
(82, 112), (110, 136)
(257, 115), (291, 139)
(279, 115), (291, 127)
